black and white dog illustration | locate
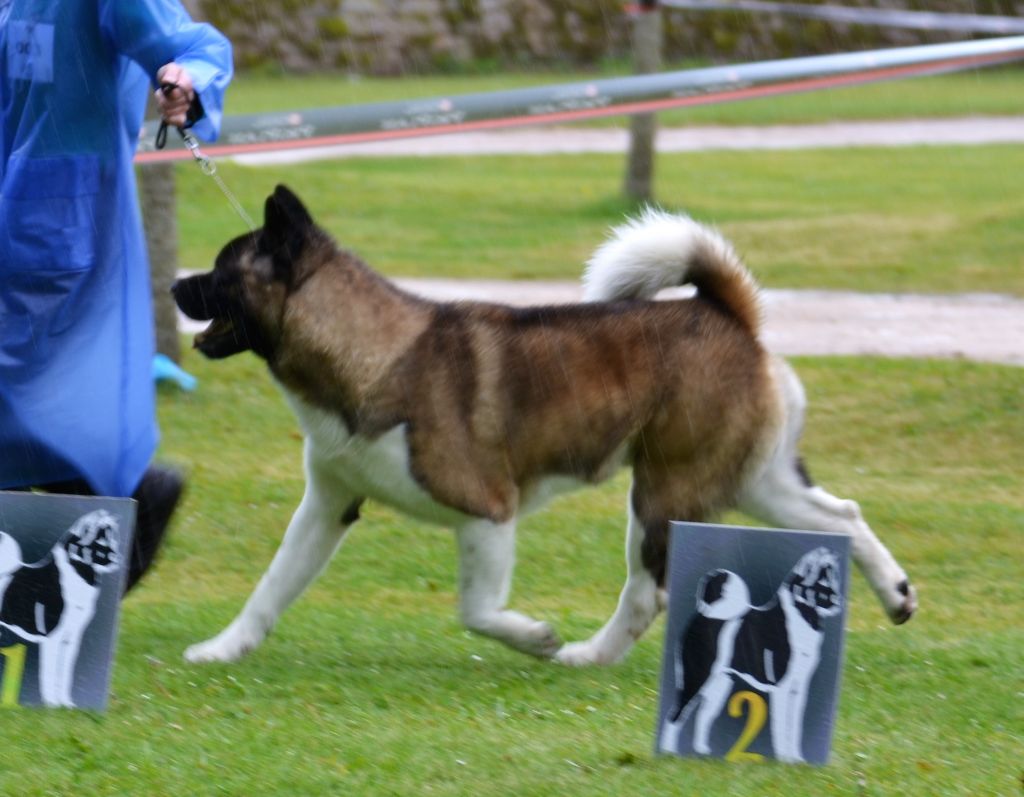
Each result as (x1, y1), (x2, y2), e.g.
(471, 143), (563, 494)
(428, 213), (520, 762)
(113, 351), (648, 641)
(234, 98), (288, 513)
(0, 511), (121, 707)
(660, 547), (842, 762)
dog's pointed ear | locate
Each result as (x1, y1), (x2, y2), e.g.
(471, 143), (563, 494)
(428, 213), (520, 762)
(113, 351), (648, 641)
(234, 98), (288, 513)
(260, 185), (314, 280)
(265, 185), (313, 234)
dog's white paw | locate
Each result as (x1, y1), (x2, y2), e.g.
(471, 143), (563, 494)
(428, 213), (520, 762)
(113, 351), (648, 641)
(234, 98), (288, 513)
(887, 579), (918, 624)
(877, 576), (917, 625)
(183, 627), (260, 664)
(523, 621), (563, 659)
(554, 640), (614, 667)
(659, 721), (683, 754)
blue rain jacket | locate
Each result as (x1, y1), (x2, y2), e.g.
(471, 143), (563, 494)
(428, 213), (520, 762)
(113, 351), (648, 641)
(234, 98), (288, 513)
(0, 0), (231, 496)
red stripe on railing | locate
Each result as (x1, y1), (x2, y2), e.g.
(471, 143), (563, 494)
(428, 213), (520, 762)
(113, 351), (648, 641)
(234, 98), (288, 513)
(134, 49), (1019, 164)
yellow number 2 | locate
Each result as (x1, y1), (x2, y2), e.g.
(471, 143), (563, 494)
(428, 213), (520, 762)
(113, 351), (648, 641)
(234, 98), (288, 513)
(1, 644), (27, 708)
(724, 690), (767, 763)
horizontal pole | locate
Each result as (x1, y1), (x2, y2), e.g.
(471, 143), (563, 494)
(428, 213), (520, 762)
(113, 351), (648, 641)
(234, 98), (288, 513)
(135, 36), (1024, 163)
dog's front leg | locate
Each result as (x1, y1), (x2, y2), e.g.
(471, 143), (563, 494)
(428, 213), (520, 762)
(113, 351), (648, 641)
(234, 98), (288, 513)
(38, 627), (81, 708)
(456, 518), (562, 658)
(556, 496), (662, 666)
(38, 638), (64, 707)
(185, 461), (360, 664)
(52, 616), (89, 707)
(770, 678), (809, 763)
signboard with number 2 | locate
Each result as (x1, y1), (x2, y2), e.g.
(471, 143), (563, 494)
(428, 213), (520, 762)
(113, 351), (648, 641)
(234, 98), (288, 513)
(656, 522), (849, 766)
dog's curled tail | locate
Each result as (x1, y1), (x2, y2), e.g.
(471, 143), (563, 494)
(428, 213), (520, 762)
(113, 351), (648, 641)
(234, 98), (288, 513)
(582, 208), (762, 335)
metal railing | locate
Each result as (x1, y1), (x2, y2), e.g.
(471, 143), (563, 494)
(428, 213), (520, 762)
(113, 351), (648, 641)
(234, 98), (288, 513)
(136, 35), (1024, 164)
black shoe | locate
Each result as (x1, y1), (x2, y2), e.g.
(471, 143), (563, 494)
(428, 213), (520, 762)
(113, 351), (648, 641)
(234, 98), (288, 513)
(125, 465), (185, 594)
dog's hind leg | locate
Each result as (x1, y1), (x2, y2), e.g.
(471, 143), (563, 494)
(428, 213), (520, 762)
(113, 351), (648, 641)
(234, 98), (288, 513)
(692, 671), (733, 755)
(741, 455), (916, 624)
(457, 518), (562, 658)
(556, 491), (663, 666)
(739, 364), (916, 623)
(185, 456), (361, 664)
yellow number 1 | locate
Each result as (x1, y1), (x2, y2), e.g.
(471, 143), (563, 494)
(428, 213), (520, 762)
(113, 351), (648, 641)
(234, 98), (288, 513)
(1, 644), (27, 708)
(724, 690), (768, 763)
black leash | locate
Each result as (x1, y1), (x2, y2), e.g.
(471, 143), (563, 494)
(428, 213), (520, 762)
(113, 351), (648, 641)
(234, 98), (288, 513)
(154, 82), (256, 231)
(155, 81), (204, 150)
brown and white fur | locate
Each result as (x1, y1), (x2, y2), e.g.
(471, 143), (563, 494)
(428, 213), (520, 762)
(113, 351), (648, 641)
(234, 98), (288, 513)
(173, 186), (916, 668)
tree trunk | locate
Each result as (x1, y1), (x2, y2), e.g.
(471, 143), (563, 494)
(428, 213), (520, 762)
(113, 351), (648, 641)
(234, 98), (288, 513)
(139, 87), (182, 368)
(623, 4), (663, 204)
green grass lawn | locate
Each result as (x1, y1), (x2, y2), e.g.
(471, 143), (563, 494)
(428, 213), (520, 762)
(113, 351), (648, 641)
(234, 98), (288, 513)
(163, 64), (1024, 298)
(175, 145), (1024, 295)
(11, 66), (1014, 794)
(225, 65), (1024, 125)
(3, 355), (1020, 795)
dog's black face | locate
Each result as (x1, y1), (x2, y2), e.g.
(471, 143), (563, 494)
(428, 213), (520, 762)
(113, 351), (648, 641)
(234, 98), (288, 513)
(787, 547), (842, 618)
(64, 510), (121, 575)
(173, 232), (263, 359)
(173, 185), (317, 361)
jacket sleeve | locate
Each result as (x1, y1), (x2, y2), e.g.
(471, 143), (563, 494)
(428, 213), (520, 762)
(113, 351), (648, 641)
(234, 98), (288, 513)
(99, 0), (233, 141)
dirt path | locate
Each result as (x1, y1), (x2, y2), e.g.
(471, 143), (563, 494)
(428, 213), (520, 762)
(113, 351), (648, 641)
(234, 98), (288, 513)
(206, 119), (1023, 366)
(177, 277), (1024, 366)
(232, 116), (1024, 164)
(396, 280), (1024, 366)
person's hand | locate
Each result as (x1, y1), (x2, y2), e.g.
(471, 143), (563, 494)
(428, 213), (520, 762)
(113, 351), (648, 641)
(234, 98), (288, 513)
(155, 63), (195, 127)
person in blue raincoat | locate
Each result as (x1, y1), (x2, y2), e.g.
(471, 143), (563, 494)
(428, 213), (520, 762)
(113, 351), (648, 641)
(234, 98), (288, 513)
(0, 0), (232, 591)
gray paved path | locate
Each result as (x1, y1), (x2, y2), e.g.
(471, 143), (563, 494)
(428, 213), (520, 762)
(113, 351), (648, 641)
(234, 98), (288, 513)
(231, 116), (1024, 164)
(178, 278), (1024, 366)
(191, 118), (1023, 366)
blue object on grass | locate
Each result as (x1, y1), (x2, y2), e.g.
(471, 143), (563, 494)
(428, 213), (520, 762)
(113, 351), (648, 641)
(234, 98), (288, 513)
(153, 354), (197, 392)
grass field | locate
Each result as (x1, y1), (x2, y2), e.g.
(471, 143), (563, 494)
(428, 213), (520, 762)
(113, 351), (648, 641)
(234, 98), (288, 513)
(166, 66), (1024, 297)
(3, 355), (1020, 795)
(225, 65), (1024, 125)
(176, 145), (1024, 295)
(6, 63), (1021, 794)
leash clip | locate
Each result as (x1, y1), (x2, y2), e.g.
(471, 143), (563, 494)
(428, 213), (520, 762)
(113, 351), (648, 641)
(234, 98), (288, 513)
(152, 81), (255, 231)
(180, 129), (217, 176)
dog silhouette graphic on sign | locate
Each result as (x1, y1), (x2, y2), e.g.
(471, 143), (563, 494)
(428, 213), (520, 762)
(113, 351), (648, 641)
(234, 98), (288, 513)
(660, 547), (843, 763)
(0, 510), (122, 707)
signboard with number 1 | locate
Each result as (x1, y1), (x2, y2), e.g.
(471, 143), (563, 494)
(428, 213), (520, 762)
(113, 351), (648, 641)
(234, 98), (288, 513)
(0, 492), (134, 710)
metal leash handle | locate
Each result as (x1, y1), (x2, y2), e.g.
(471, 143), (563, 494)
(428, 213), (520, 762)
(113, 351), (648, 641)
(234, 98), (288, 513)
(154, 82), (256, 231)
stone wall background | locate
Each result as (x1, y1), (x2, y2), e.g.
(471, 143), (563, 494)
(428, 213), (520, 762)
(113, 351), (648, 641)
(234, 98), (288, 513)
(194, 0), (1023, 74)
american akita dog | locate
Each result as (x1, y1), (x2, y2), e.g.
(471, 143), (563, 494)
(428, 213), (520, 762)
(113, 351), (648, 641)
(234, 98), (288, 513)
(172, 185), (916, 667)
